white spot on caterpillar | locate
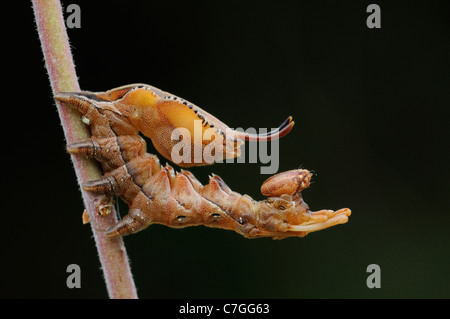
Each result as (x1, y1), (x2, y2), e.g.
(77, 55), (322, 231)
(82, 116), (91, 125)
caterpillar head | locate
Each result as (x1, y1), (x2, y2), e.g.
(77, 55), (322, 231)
(259, 169), (351, 239)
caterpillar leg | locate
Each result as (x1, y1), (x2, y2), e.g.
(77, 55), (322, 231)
(55, 92), (96, 115)
(55, 92), (112, 139)
(96, 195), (115, 216)
(55, 92), (138, 138)
(78, 154), (161, 205)
(106, 166), (192, 237)
(105, 208), (153, 237)
(67, 135), (147, 170)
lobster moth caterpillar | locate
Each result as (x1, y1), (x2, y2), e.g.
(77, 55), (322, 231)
(55, 84), (350, 239)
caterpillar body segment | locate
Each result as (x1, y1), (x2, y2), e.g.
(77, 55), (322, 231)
(55, 84), (351, 239)
(56, 84), (294, 168)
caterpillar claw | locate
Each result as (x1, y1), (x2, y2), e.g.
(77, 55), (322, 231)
(83, 176), (119, 194)
(67, 139), (98, 156)
(105, 209), (151, 237)
(82, 209), (90, 224)
(96, 195), (114, 216)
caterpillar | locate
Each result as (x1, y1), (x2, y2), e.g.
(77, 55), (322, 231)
(55, 84), (351, 239)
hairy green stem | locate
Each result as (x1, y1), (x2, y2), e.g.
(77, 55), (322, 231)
(32, 0), (137, 299)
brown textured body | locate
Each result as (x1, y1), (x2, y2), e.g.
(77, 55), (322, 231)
(55, 84), (350, 239)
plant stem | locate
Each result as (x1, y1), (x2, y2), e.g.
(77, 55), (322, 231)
(32, 0), (137, 299)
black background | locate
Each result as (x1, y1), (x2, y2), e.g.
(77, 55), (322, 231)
(2, 0), (448, 298)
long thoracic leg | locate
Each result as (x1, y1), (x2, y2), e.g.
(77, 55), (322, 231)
(67, 135), (147, 170)
(55, 92), (139, 139)
(55, 93), (113, 138)
(105, 208), (153, 237)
